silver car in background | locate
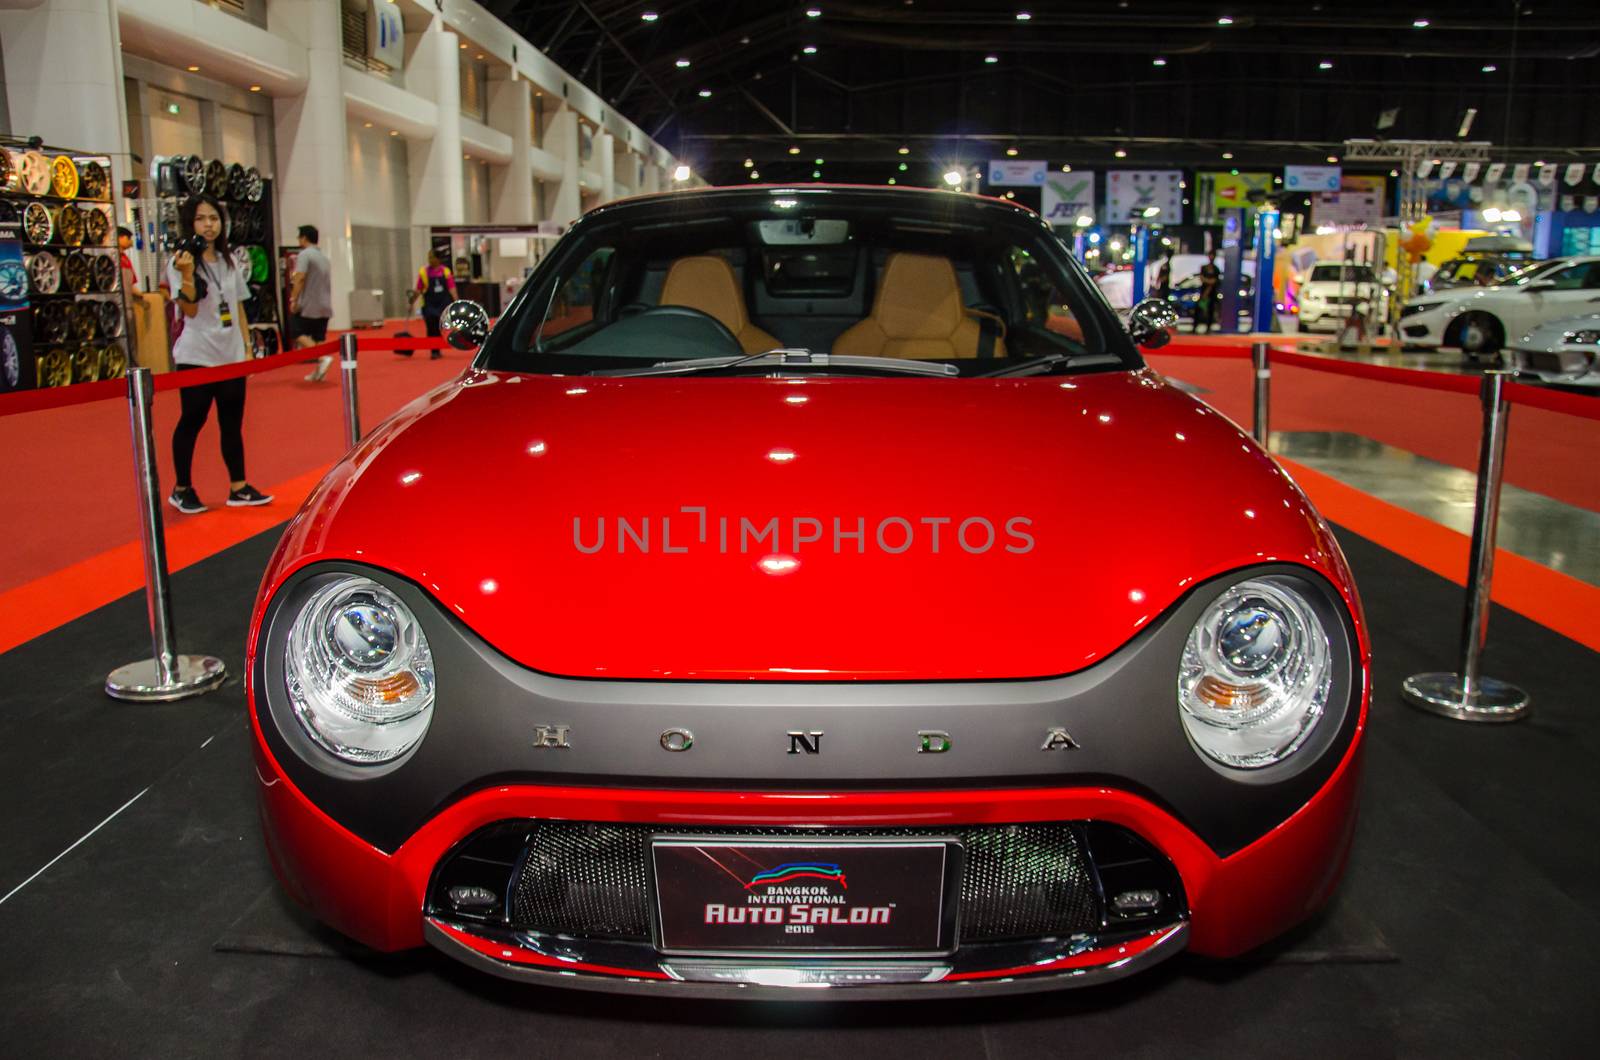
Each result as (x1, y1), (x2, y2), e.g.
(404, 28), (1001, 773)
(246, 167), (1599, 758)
(1508, 312), (1600, 387)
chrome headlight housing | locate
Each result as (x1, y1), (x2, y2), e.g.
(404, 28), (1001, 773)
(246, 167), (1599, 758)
(285, 575), (436, 764)
(1560, 328), (1600, 346)
(1178, 578), (1332, 769)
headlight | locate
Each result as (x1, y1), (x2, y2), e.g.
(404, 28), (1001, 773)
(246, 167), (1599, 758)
(1178, 578), (1332, 769)
(1561, 329), (1600, 346)
(285, 576), (436, 764)
(1403, 301), (1443, 316)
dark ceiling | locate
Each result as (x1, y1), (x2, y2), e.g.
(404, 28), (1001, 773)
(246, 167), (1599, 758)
(482, 1), (1600, 185)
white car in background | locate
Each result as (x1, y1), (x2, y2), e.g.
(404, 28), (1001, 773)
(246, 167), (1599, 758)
(1398, 256), (1598, 358)
(1507, 312), (1600, 387)
(1296, 262), (1381, 332)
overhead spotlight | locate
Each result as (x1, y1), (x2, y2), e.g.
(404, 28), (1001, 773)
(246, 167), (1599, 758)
(750, 170), (760, 179)
(812, 169), (822, 178)
(1318, 60), (1334, 70)
(743, 158), (754, 167)
(363, 121), (373, 128)
(1016, 11), (1032, 20)
(1222, 151), (1234, 159)
(698, 89), (712, 98)
(1075, 214), (1093, 227)
(984, 55), (999, 64)
(641, 11), (659, 21)
(389, 130), (399, 136)
(806, 6), (822, 16)
(1142, 206), (1161, 218)
(898, 162), (908, 171)
(1217, 16), (1234, 26)
(249, 85), (262, 92)
(888, 178), (896, 184)
(1152, 57), (1168, 67)
(1457, 107), (1478, 137)
(675, 58), (691, 68)
(1412, 18), (1430, 28)
(788, 145), (801, 154)
(814, 157), (824, 165)
(1004, 191), (1015, 199)
(673, 164), (690, 181)
(1482, 64), (1498, 73)
(1326, 155), (1339, 163)
(803, 45), (818, 55)
(186, 65), (200, 72)
(943, 169), (963, 186)
(1006, 146), (1019, 157)
(1060, 164), (1072, 172)
(897, 145), (910, 155)
(1114, 149), (1127, 158)
(1390, 168), (1399, 177)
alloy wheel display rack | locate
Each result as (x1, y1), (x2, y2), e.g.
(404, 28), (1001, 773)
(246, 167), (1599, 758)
(0, 137), (130, 391)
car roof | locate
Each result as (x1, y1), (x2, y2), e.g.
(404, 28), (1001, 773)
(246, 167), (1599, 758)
(579, 183), (1049, 230)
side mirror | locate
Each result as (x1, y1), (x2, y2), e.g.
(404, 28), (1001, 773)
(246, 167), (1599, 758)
(441, 299), (489, 350)
(1127, 297), (1180, 350)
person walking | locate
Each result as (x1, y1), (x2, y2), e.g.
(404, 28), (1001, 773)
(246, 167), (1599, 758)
(404, 249), (458, 359)
(291, 225), (336, 382)
(166, 194), (273, 514)
(1194, 250), (1221, 334)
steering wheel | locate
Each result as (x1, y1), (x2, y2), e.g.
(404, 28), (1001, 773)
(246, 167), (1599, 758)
(628, 304), (742, 351)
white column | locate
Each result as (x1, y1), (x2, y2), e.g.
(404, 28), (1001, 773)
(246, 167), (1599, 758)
(405, 22), (463, 227)
(0, 0), (132, 185)
(487, 71), (532, 224)
(642, 163), (662, 195)
(597, 131), (615, 203)
(547, 105), (581, 226)
(269, 0), (354, 328)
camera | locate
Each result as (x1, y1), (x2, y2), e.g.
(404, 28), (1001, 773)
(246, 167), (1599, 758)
(169, 233), (208, 256)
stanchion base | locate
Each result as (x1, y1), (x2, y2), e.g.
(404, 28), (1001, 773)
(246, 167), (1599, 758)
(106, 655), (228, 702)
(1401, 672), (1531, 723)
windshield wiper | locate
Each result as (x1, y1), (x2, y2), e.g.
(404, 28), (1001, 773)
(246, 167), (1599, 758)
(591, 349), (960, 378)
(975, 352), (1120, 378)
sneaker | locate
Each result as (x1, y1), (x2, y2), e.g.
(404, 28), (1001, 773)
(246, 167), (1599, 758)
(305, 354), (334, 382)
(168, 486), (206, 514)
(226, 484), (274, 507)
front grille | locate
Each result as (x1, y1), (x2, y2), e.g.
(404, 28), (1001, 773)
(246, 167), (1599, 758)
(430, 819), (1185, 946)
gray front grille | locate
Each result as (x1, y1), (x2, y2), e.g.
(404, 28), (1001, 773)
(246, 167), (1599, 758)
(509, 822), (1099, 943)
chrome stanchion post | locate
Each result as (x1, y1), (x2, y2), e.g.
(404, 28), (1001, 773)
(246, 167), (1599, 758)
(340, 332), (361, 447)
(106, 368), (227, 702)
(1402, 369), (1530, 722)
(1251, 342), (1270, 446)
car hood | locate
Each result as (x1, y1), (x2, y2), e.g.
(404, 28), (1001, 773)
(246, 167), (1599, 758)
(259, 367), (1354, 680)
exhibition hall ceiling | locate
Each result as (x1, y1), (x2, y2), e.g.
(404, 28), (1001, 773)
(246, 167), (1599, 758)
(481, 1), (1600, 183)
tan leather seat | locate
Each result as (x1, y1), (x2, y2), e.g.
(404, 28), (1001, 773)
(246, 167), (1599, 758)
(660, 256), (780, 354)
(831, 253), (1006, 360)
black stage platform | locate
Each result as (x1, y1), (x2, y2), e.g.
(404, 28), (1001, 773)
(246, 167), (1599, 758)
(2, 527), (1596, 1057)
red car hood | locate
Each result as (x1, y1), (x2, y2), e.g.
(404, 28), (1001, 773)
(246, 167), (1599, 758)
(260, 367), (1353, 680)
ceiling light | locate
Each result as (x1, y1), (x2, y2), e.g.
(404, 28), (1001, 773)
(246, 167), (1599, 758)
(984, 55), (999, 64)
(1152, 57), (1168, 67)
(1217, 16), (1234, 26)
(363, 122), (373, 128)
(1390, 169), (1399, 177)
(806, 6), (822, 16)
(898, 146), (910, 155)
(888, 177), (897, 184)
(249, 85), (262, 92)
(812, 169), (822, 178)
(743, 158), (754, 167)
(459, 43), (468, 50)
(673, 164), (690, 181)
(1412, 18), (1430, 28)
(1016, 10), (1032, 19)
(749, 170), (760, 179)
(675, 58), (691, 68)
(1060, 164), (1071, 172)
(1006, 146), (1019, 157)
(943, 169), (963, 186)
(1075, 214), (1092, 227)
(1482, 64), (1497, 72)
(186, 65), (200, 72)
(389, 130), (399, 136)
(641, 11), (659, 21)
(1318, 60), (1333, 70)
(898, 162), (908, 171)
(1326, 155), (1339, 163)
(1222, 151), (1234, 159)
(789, 146), (800, 154)
(1142, 206), (1160, 218)
(698, 89), (712, 97)
(814, 157), (824, 165)
(1005, 191), (1015, 199)
(803, 45), (817, 55)
(476, 53), (485, 60)
(1114, 149), (1127, 158)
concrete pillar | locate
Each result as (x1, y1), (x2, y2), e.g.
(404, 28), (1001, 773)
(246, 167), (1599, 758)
(547, 105), (581, 227)
(269, 0), (354, 327)
(642, 163), (662, 195)
(405, 22), (463, 228)
(0, 0), (133, 185)
(487, 71), (532, 224)
(597, 131), (615, 203)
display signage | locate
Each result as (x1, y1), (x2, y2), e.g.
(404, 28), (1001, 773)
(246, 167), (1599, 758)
(1565, 163), (1585, 187)
(1284, 165), (1341, 192)
(368, 1), (405, 69)
(1040, 172), (1095, 226)
(1106, 170), (1183, 223)
(1195, 172), (1271, 224)
(1483, 162), (1506, 184)
(987, 159), (1047, 186)
(1310, 175), (1387, 228)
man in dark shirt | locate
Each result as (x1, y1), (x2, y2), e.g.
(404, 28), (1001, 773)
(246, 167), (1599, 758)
(1195, 251), (1221, 334)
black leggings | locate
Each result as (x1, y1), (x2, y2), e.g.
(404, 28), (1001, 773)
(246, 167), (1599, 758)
(422, 309), (443, 338)
(172, 369), (247, 487)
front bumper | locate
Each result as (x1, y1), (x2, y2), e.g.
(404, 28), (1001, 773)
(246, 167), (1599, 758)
(1398, 306), (1452, 346)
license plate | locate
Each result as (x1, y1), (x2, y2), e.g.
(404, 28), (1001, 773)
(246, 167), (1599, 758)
(651, 837), (960, 956)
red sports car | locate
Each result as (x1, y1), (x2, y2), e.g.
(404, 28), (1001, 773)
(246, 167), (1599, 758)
(247, 186), (1367, 998)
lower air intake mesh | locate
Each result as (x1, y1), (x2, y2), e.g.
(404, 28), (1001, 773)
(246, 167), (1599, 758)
(508, 822), (1100, 943)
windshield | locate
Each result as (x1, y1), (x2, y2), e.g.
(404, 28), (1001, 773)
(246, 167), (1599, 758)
(1308, 265), (1375, 284)
(479, 189), (1132, 378)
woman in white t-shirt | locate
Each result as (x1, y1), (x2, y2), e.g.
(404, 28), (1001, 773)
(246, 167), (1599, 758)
(166, 194), (273, 514)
